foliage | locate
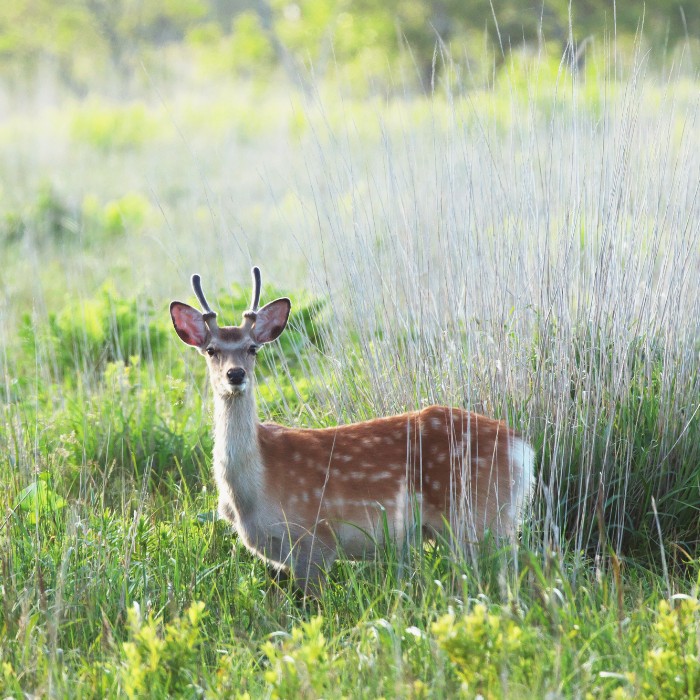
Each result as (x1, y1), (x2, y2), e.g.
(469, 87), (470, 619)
(15, 474), (68, 525)
(70, 101), (165, 152)
(82, 192), (154, 239)
(639, 597), (700, 699)
(1, 33), (700, 700)
(0, 184), (153, 248)
(432, 603), (544, 697)
(0, 0), (697, 92)
(118, 601), (206, 699)
(23, 284), (167, 376)
(262, 615), (343, 699)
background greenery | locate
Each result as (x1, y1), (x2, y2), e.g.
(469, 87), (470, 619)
(2, 0), (700, 94)
(1, 2), (700, 698)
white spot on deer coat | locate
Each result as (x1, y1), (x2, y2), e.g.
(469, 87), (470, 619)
(370, 471), (392, 482)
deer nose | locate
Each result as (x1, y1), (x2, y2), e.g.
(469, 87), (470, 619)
(226, 367), (246, 385)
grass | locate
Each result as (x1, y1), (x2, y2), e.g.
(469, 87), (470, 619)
(1, 479), (698, 697)
(1, 46), (700, 697)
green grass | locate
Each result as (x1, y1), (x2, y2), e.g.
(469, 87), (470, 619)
(1, 282), (699, 698)
(2, 49), (700, 698)
(0, 465), (698, 698)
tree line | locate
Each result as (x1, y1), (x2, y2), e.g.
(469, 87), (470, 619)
(1, 1), (695, 89)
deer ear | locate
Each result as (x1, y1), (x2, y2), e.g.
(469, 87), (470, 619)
(252, 298), (291, 344)
(170, 302), (209, 348)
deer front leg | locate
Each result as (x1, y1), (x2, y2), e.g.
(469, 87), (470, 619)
(289, 538), (337, 598)
(254, 524), (336, 597)
(218, 496), (238, 525)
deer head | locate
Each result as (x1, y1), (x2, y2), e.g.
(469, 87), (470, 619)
(170, 267), (291, 398)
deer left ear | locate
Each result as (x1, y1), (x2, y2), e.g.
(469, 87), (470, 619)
(252, 298), (291, 344)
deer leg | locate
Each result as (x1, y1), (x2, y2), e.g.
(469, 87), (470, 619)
(218, 497), (238, 525)
(288, 538), (336, 598)
(246, 522), (336, 596)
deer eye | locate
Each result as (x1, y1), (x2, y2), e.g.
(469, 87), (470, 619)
(248, 345), (258, 356)
(206, 347), (218, 357)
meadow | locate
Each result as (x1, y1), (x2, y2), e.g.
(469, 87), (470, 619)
(1, 46), (700, 698)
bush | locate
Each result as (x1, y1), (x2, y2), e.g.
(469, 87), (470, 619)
(432, 603), (545, 698)
(262, 616), (343, 699)
(19, 285), (169, 378)
(82, 192), (153, 239)
(640, 597), (700, 699)
(70, 100), (164, 152)
(118, 601), (206, 699)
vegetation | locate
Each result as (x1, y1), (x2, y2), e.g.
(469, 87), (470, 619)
(2, 2), (700, 697)
(2, 1), (700, 93)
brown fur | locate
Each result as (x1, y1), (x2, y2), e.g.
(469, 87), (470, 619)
(259, 405), (514, 538)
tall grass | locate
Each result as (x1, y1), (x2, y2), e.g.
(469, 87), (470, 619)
(267, 53), (700, 564)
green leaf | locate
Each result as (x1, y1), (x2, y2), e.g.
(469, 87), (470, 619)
(17, 480), (67, 523)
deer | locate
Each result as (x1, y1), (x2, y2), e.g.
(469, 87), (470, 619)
(170, 268), (535, 595)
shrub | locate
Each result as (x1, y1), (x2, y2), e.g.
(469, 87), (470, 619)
(262, 616), (343, 699)
(19, 285), (169, 378)
(640, 597), (700, 699)
(70, 100), (163, 152)
(118, 601), (206, 699)
(82, 192), (153, 239)
(33, 181), (79, 242)
(432, 603), (545, 698)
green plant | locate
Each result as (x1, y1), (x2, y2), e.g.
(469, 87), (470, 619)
(262, 616), (343, 699)
(82, 192), (153, 239)
(432, 603), (544, 698)
(15, 473), (67, 525)
(118, 601), (206, 699)
(640, 597), (700, 699)
(70, 101), (164, 152)
(19, 285), (169, 378)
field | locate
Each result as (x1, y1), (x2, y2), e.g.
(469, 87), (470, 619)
(1, 46), (700, 698)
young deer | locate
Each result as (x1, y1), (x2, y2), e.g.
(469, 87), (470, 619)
(170, 268), (534, 594)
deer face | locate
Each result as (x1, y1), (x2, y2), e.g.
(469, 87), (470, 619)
(170, 270), (291, 399)
(201, 326), (257, 397)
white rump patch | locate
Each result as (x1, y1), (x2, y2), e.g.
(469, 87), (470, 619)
(510, 437), (535, 524)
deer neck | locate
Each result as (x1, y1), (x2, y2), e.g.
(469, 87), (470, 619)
(212, 389), (263, 515)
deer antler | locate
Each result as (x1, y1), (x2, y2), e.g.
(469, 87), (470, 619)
(243, 266), (262, 327)
(191, 274), (218, 327)
(250, 266), (261, 312)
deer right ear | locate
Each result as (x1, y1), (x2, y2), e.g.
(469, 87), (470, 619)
(170, 302), (209, 348)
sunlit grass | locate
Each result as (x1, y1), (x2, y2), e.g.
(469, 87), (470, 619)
(1, 49), (700, 697)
